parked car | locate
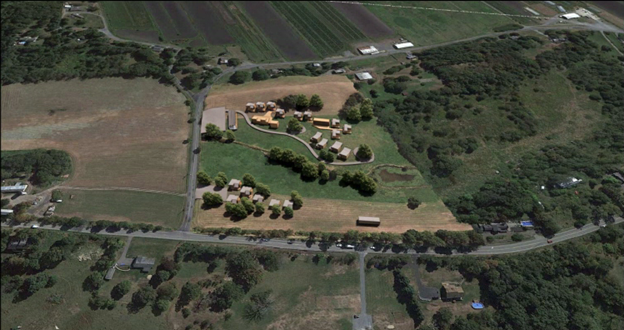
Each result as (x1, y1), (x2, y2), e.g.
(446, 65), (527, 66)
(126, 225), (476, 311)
(344, 244), (355, 249)
(547, 239), (553, 244)
(31, 224), (40, 229)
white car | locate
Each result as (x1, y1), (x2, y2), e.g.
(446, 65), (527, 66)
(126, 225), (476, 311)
(336, 243), (343, 248)
(31, 224), (40, 229)
(344, 244), (355, 249)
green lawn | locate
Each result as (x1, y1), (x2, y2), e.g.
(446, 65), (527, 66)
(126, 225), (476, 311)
(55, 189), (185, 228)
(219, 254), (359, 330)
(125, 237), (182, 260)
(603, 32), (624, 53)
(365, 268), (412, 329)
(366, 1), (521, 47)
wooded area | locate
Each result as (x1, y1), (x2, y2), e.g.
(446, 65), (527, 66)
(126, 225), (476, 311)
(1, 149), (72, 186)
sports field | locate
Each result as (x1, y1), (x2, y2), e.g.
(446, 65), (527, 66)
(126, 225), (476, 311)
(205, 75), (358, 115)
(0, 78), (189, 193)
(55, 189), (185, 228)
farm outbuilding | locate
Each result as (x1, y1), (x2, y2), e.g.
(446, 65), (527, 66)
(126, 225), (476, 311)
(331, 129), (341, 140)
(252, 194), (264, 203)
(1, 209), (14, 216)
(229, 179), (241, 191)
(561, 13), (580, 19)
(1, 183), (28, 193)
(343, 124), (352, 134)
(357, 216), (380, 226)
(283, 200), (294, 209)
(330, 141), (343, 153)
(338, 147), (351, 160)
(266, 101), (276, 110)
(311, 132), (323, 143)
(557, 5), (566, 13)
(441, 282), (464, 301)
(294, 111), (303, 120)
(246, 103), (256, 112)
(269, 199), (281, 207)
(317, 138), (328, 149)
(331, 118), (341, 128)
(357, 46), (379, 55)
(394, 42), (414, 49)
(227, 194), (240, 204)
(355, 72), (373, 80)
(275, 109), (285, 118)
(132, 256), (156, 273)
(240, 186), (253, 197)
(303, 111), (313, 121)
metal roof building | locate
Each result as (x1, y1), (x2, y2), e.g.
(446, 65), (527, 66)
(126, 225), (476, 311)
(1, 184), (28, 193)
(355, 72), (373, 80)
(357, 216), (380, 226)
(394, 42), (414, 49)
(561, 13), (580, 19)
(357, 46), (378, 55)
(132, 256), (156, 273)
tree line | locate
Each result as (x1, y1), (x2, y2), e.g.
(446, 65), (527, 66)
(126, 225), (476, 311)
(1, 149), (72, 186)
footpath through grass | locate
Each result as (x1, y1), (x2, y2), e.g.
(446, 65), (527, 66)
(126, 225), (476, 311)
(55, 189), (185, 228)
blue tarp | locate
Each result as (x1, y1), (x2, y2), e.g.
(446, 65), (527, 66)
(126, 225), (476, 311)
(521, 221), (534, 227)
(472, 302), (484, 309)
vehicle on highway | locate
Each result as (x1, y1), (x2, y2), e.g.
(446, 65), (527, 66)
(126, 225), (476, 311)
(336, 242), (342, 248)
(547, 239), (553, 244)
(287, 239), (294, 244)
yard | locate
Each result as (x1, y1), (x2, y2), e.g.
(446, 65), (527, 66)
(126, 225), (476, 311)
(1, 78), (189, 194)
(365, 268), (413, 329)
(54, 189), (185, 228)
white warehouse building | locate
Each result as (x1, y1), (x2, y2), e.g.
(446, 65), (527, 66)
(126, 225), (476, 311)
(561, 13), (580, 19)
(394, 42), (414, 49)
(1, 184), (28, 194)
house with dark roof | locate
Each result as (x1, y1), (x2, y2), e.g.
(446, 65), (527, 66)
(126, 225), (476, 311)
(132, 256), (155, 273)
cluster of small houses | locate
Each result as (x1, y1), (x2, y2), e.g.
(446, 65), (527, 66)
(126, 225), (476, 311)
(224, 178), (293, 210)
(247, 101), (283, 129)
(309, 124), (353, 161)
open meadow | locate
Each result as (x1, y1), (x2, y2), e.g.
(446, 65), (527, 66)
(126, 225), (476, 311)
(205, 75), (358, 115)
(1, 78), (189, 193)
(55, 189), (185, 228)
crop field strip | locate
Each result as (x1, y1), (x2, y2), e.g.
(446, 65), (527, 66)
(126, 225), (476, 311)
(143, 1), (179, 40)
(271, 1), (364, 57)
(330, 2), (394, 38)
(179, 1), (234, 45)
(221, 2), (283, 62)
(162, 1), (199, 39)
(309, 1), (366, 41)
(241, 1), (317, 60)
(101, 1), (156, 31)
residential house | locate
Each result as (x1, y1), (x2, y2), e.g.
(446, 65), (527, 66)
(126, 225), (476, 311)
(330, 141), (343, 153)
(252, 194), (264, 203)
(269, 199), (281, 208)
(226, 194), (240, 204)
(331, 118), (340, 128)
(132, 256), (156, 273)
(441, 282), (464, 301)
(240, 186), (253, 197)
(310, 132), (323, 143)
(228, 179), (241, 191)
(283, 200), (294, 209)
(338, 147), (351, 160)
(317, 138), (328, 149)
(275, 109), (285, 118)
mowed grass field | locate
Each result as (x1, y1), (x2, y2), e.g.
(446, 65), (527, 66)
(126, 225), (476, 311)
(205, 75), (358, 115)
(0, 78), (189, 193)
(364, 1), (523, 47)
(365, 268), (413, 329)
(0, 232), (170, 330)
(55, 189), (185, 228)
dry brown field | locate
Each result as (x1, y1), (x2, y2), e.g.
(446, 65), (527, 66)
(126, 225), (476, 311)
(194, 194), (470, 233)
(205, 75), (357, 115)
(1, 78), (188, 193)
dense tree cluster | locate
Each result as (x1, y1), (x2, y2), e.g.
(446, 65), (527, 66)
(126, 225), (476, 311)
(2, 149), (72, 186)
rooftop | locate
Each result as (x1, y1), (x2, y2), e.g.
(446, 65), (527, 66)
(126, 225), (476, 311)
(355, 72), (373, 80)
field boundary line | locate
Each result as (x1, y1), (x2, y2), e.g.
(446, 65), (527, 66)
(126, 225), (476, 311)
(57, 186), (185, 197)
(328, 1), (548, 20)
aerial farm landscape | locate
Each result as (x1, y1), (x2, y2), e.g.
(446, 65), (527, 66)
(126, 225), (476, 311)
(1, 1), (624, 330)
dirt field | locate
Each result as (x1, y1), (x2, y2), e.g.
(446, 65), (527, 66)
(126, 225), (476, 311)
(180, 1), (234, 45)
(1, 78), (188, 193)
(205, 75), (357, 115)
(194, 193), (470, 233)
(331, 2), (394, 38)
(529, 3), (558, 16)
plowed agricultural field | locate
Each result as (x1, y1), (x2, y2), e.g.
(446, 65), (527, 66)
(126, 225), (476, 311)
(1, 78), (188, 193)
(194, 194), (469, 233)
(179, 1), (234, 45)
(330, 2), (394, 39)
(205, 75), (357, 115)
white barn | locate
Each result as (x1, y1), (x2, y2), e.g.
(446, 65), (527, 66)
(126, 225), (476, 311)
(561, 13), (580, 19)
(394, 42), (414, 49)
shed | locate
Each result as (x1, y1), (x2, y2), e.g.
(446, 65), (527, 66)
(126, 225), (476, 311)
(294, 111), (303, 120)
(227, 110), (238, 130)
(1, 184), (28, 193)
(255, 102), (266, 111)
(269, 199), (281, 207)
(252, 194), (264, 203)
(343, 124), (352, 134)
(331, 129), (341, 140)
(317, 138), (328, 149)
(104, 267), (116, 280)
(330, 141), (343, 153)
(355, 72), (373, 80)
(1, 209), (14, 216)
(246, 103), (256, 112)
(227, 194), (240, 204)
(229, 179), (241, 190)
(240, 186), (253, 197)
(283, 200), (294, 209)
(557, 5), (566, 13)
(394, 42), (414, 49)
(7, 238), (28, 251)
(313, 118), (330, 127)
(275, 108), (285, 118)
(357, 216), (380, 226)
(303, 111), (313, 120)
(338, 147), (351, 160)
(561, 13), (580, 19)
(331, 118), (341, 128)
(266, 101), (276, 110)
(311, 132), (323, 143)
(357, 46), (378, 55)
(332, 68), (346, 74)
(132, 256), (156, 273)
(441, 282), (464, 301)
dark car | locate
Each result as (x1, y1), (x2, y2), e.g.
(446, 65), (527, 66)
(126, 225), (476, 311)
(547, 239), (553, 244)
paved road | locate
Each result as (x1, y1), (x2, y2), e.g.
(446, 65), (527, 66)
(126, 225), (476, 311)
(6, 217), (621, 256)
(354, 252), (373, 330)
